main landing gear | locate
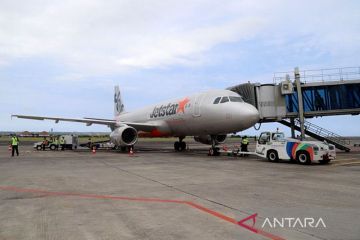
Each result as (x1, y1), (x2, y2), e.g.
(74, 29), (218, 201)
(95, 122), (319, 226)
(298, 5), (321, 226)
(208, 135), (220, 156)
(174, 137), (186, 151)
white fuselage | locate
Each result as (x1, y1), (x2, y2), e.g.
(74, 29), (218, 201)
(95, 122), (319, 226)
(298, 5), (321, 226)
(116, 89), (259, 137)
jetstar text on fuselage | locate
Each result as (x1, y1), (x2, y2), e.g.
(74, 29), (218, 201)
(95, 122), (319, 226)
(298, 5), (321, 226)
(150, 103), (179, 118)
(149, 98), (190, 119)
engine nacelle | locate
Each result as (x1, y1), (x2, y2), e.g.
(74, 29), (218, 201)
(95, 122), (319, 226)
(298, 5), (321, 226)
(194, 135), (227, 145)
(110, 126), (138, 146)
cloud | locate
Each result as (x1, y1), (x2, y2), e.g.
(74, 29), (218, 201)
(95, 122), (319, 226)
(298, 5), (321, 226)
(0, 0), (268, 74)
(1, 0), (360, 134)
(1, 0), (359, 77)
(115, 17), (263, 69)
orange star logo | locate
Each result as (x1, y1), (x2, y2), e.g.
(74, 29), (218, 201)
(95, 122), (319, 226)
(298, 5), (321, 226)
(177, 97), (190, 114)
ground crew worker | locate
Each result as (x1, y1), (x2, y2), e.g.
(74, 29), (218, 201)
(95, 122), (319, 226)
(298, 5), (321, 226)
(11, 134), (20, 157)
(87, 137), (92, 149)
(241, 135), (249, 156)
(42, 137), (48, 151)
(54, 137), (59, 150)
(60, 137), (65, 151)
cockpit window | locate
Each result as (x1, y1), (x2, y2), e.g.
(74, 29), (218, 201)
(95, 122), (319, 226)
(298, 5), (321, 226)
(220, 96), (229, 103)
(229, 96), (244, 102)
(213, 97), (221, 104)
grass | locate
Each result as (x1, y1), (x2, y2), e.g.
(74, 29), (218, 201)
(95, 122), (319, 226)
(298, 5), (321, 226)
(1, 135), (252, 144)
(0, 135), (110, 144)
(0, 135), (180, 144)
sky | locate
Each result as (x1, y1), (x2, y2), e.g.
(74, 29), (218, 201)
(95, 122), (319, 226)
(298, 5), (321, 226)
(0, 0), (360, 136)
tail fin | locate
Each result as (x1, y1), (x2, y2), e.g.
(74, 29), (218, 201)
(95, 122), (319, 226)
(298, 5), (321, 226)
(114, 85), (125, 117)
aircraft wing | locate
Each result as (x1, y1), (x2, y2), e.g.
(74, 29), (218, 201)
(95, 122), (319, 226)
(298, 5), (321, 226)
(11, 115), (160, 132)
(12, 115), (116, 126)
(121, 122), (159, 132)
(83, 117), (159, 131)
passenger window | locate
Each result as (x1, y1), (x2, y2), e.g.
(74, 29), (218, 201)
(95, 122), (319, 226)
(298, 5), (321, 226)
(213, 97), (221, 104)
(220, 96), (229, 103)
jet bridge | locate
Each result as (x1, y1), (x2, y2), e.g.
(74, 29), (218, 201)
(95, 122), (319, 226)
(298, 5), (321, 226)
(228, 67), (360, 151)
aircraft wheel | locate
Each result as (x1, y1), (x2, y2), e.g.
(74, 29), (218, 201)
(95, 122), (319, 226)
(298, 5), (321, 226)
(174, 141), (180, 151)
(180, 142), (186, 151)
(208, 148), (214, 156)
(208, 147), (220, 156)
(215, 147), (220, 156)
(297, 151), (311, 165)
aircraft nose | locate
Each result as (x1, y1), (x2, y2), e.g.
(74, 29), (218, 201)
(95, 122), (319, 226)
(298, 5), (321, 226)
(241, 103), (260, 127)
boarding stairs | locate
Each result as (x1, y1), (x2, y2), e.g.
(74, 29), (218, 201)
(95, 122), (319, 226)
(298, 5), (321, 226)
(279, 119), (351, 152)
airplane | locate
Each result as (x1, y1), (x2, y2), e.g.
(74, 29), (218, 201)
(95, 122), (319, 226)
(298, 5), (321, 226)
(12, 86), (260, 155)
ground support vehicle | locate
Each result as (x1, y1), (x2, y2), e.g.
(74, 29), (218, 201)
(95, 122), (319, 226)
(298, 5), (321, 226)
(79, 141), (115, 150)
(34, 135), (78, 150)
(33, 141), (58, 151)
(223, 131), (336, 165)
(61, 135), (78, 150)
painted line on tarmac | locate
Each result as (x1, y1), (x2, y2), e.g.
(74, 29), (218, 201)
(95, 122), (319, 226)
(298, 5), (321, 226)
(0, 186), (284, 240)
(333, 157), (360, 161)
(331, 158), (360, 166)
(332, 161), (360, 166)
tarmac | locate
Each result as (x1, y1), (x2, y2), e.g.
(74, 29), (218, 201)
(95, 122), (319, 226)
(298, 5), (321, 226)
(1, 139), (360, 240)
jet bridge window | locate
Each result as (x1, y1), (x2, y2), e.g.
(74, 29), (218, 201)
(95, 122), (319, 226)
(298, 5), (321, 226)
(220, 96), (229, 103)
(229, 96), (244, 102)
(213, 97), (221, 104)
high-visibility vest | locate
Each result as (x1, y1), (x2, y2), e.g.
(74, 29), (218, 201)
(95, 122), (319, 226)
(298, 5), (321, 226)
(11, 137), (19, 146)
(241, 138), (249, 145)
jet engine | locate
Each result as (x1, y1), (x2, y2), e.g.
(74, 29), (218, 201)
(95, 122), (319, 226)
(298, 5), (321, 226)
(194, 135), (227, 145)
(110, 125), (138, 146)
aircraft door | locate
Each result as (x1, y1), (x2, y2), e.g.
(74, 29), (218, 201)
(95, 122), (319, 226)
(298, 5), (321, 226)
(193, 93), (205, 117)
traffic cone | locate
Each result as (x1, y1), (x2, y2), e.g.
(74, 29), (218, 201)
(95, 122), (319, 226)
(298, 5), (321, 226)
(92, 146), (96, 154)
(129, 147), (134, 156)
(8, 145), (12, 151)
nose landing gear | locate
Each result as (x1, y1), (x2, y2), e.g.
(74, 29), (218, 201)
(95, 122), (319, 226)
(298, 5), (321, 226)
(208, 135), (220, 156)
